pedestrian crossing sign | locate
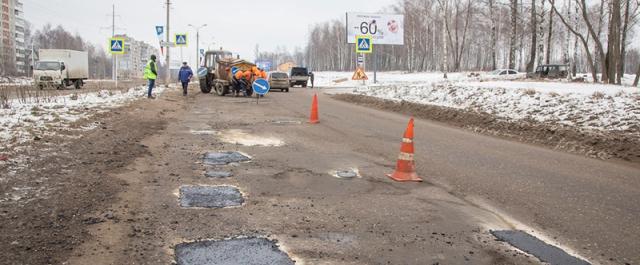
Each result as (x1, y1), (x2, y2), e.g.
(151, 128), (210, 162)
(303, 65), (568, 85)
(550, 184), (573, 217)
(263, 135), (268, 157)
(355, 35), (372, 54)
(175, 34), (188, 46)
(109, 38), (125, 54)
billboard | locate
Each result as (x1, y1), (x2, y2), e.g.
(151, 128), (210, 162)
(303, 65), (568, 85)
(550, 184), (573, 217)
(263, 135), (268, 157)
(346, 12), (404, 45)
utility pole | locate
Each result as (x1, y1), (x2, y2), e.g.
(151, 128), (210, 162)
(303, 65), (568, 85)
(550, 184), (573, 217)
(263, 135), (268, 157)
(188, 24), (207, 67)
(111, 4), (115, 81)
(165, 0), (171, 85)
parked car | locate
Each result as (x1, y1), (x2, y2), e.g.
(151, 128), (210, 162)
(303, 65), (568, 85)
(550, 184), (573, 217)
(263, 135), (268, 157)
(289, 67), (309, 87)
(527, 64), (569, 79)
(268, 72), (290, 92)
(489, 69), (519, 76)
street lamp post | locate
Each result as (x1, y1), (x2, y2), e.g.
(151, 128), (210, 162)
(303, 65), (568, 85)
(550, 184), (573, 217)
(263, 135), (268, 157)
(188, 23), (207, 66)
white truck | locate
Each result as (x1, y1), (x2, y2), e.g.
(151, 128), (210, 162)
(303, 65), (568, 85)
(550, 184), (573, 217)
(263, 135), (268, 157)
(33, 49), (89, 89)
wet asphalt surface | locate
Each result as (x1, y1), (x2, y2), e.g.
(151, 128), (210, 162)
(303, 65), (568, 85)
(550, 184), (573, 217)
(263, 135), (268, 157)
(64, 87), (639, 264)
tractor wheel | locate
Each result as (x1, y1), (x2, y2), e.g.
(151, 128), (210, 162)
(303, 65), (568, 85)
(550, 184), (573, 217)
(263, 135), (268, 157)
(215, 82), (226, 96)
(200, 80), (212, 93)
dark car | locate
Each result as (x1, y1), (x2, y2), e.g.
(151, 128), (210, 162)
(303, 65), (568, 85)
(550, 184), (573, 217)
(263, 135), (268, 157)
(289, 67), (309, 87)
(527, 64), (569, 79)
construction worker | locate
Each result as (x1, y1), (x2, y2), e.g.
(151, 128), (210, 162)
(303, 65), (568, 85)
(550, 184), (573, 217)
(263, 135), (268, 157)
(178, 62), (193, 96)
(143, 55), (158, 99)
(309, 71), (315, 88)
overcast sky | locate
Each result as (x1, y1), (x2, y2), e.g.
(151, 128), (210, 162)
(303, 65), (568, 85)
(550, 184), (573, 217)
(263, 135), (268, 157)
(23, 0), (395, 66)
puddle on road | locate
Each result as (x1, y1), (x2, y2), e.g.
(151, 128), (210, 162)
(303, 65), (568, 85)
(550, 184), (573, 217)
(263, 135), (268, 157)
(174, 237), (294, 265)
(204, 170), (233, 178)
(190, 129), (217, 135)
(218, 129), (284, 147)
(203, 151), (252, 165)
(329, 168), (361, 179)
(179, 185), (244, 208)
(491, 230), (590, 265)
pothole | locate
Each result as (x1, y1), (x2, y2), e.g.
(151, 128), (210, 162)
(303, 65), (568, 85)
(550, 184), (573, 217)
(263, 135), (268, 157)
(174, 237), (295, 265)
(179, 185), (244, 208)
(203, 151), (252, 165)
(204, 170), (233, 178)
(218, 129), (284, 147)
(329, 168), (361, 179)
(491, 230), (590, 265)
(272, 119), (302, 125)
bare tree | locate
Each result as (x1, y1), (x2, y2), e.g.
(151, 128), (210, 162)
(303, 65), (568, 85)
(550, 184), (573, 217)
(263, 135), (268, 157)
(527, 0), (538, 72)
(549, 0), (598, 81)
(546, 2), (554, 64)
(509, 0), (518, 69)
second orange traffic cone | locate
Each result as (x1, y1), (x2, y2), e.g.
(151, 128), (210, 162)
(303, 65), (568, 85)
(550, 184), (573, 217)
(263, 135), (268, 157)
(309, 93), (319, 124)
(387, 118), (423, 182)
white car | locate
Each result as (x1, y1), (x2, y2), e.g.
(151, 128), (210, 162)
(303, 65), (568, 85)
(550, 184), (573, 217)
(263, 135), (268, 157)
(489, 69), (519, 76)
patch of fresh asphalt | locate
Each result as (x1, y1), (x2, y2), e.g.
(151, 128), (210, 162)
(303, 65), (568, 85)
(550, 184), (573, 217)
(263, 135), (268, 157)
(204, 170), (233, 178)
(203, 151), (251, 165)
(174, 237), (294, 265)
(491, 230), (590, 265)
(179, 185), (244, 208)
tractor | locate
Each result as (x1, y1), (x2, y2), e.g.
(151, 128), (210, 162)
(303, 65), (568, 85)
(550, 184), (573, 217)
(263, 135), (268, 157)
(198, 50), (255, 97)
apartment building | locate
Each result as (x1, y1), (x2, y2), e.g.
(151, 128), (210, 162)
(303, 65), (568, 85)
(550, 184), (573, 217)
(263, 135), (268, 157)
(114, 34), (158, 79)
(0, 0), (26, 75)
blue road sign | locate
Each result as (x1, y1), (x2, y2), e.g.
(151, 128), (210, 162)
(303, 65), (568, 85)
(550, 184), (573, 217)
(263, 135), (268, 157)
(175, 34), (188, 46)
(109, 38), (125, 54)
(252, 78), (270, 95)
(355, 35), (373, 54)
(231, 66), (239, 75)
(197, 67), (208, 77)
(155, 26), (164, 36)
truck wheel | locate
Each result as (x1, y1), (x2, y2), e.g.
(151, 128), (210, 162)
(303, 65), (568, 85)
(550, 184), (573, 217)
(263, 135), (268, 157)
(285, 87), (289, 92)
(246, 87), (253, 97)
(200, 80), (212, 93)
(74, 80), (82, 89)
(214, 82), (226, 96)
(302, 82), (307, 88)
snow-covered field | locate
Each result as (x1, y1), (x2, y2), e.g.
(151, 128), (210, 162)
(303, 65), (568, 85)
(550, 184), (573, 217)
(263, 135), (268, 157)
(0, 77), (32, 86)
(0, 85), (166, 149)
(319, 72), (640, 134)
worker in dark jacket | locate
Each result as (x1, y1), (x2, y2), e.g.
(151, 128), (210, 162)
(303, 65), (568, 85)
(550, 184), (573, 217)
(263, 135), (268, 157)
(143, 55), (158, 98)
(309, 71), (315, 88)
(178, 62), (193, 96)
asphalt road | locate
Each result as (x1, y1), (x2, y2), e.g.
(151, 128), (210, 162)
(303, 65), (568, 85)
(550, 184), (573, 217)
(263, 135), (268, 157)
(64, 86), (639, 264)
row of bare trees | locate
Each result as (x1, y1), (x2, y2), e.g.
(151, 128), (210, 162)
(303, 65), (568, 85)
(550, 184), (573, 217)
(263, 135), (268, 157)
(303, 0), (640, 85)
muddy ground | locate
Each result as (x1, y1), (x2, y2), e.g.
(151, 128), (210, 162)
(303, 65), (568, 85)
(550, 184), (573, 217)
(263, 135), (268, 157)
(333, 94), (640, 164)
(0, 94), (181, 264)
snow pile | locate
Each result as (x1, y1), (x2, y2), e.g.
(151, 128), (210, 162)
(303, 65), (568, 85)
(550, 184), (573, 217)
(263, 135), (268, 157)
(0, 85), (166, 148)
(351, 79), (640, 134)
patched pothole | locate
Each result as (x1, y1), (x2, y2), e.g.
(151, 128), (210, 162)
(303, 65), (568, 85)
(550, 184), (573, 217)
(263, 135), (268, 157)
(203, 151), (252, 165)
(491, 230), (590, 265)
(330, 168), (361, 179)
(204, 170), (233, 178)
(179, 185), (244, 208)
(175, 237), (294, 265)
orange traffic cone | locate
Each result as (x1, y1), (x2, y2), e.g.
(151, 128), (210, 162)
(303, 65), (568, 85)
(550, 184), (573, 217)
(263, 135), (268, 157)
(309, 93), (319, 124)
(387, 118), (423, 182)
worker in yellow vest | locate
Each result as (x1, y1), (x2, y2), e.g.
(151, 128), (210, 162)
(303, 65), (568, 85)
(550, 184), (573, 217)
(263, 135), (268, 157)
(143, 55), (158, 99)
